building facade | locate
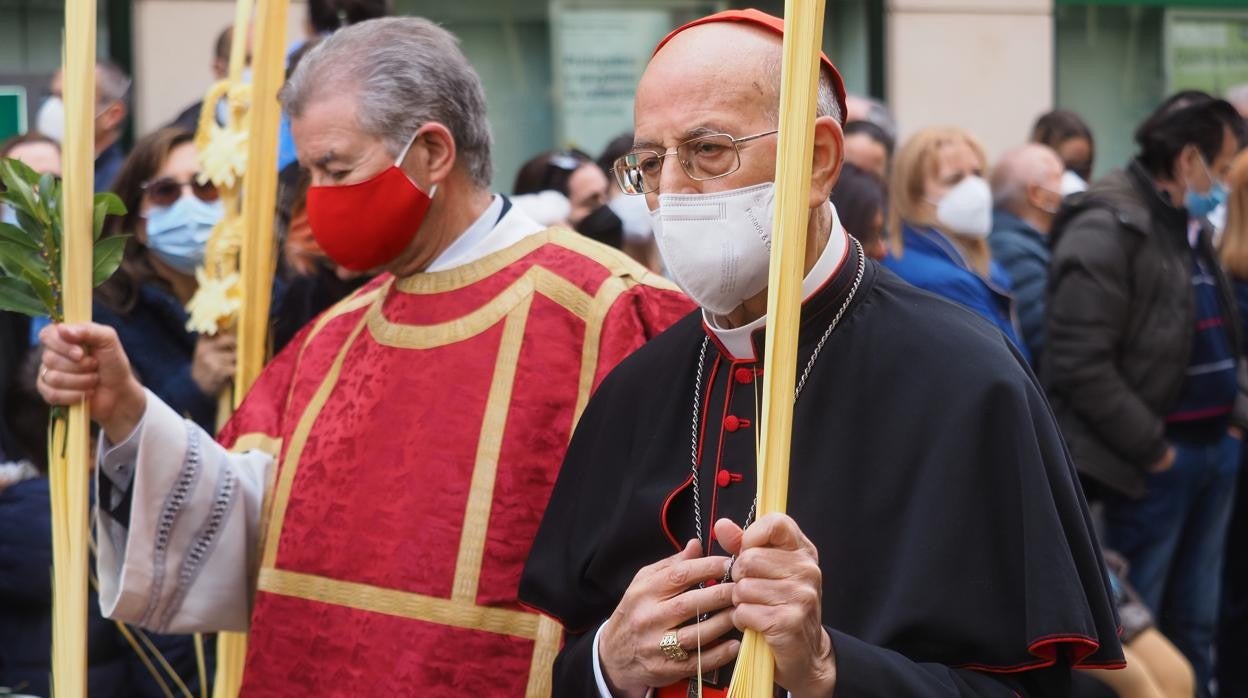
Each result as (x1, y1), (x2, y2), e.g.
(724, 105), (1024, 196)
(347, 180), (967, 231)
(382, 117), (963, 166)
(0, 0), (1244, 189)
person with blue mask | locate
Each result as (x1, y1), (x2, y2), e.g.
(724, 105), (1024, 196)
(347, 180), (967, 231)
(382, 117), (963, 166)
(93, 127), (235, 434)
(1046, 91), (1247, 698)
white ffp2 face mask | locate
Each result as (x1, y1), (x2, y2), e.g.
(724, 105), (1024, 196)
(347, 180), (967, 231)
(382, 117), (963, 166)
(1060, 169), (1088, 197)
(935, 175), (992, 239)
(651, 182), (775, 315)
(36, 96), (65, 143)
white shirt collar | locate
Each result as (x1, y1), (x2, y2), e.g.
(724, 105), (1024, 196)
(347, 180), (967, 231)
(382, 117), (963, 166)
(426, 195), (544, 272)
(703, 206), (850, 361)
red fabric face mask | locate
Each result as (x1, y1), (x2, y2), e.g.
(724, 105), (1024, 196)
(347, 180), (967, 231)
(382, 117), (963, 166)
(305, 133), (435, 272)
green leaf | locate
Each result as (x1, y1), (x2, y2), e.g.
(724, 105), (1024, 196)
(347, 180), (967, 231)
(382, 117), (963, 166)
(92, 235), (128, 287)
(92, 192), (126, 241)
(1, 156), (39, 187)
(0, 276), (47, 317)
(0, 241), (48, 280)
(0, 222), (39, 251)
(50, 181), (62, 249)
(15, 209), (44, 240)
(37, 174), (58, 241)
(0, 158), (46, 225)
(19, 268), (55, 316)
(37, 173), (56, 204)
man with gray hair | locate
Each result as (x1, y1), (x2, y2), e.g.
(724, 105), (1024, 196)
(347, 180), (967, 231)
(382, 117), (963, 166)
(988, 143), (1064, 365)
(35, 60), (130, 191)
(35, 16), (691, 695)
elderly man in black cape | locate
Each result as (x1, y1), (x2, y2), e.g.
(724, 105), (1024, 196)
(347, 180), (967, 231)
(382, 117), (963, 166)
(518, 10), (1123, 698)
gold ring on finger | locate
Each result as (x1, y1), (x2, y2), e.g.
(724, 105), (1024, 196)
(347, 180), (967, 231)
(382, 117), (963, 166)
(659, 630), (689, 662)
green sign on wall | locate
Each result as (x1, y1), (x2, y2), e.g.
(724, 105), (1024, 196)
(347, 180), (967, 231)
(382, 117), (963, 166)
(1166, 10), (1248, 95)
(0, 87), (28, 142)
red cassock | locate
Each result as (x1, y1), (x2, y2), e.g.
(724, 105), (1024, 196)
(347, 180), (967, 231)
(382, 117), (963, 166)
(215, 230), (692, 696)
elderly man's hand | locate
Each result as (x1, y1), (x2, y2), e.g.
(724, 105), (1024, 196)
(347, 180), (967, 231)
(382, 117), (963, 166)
(38, 323), (146, 444)
(715, 514), (836, 698)
(599, 540), (741, 698)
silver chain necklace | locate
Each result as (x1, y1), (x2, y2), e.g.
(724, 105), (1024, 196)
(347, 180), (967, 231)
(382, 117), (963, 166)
(688, 237), (866, 558)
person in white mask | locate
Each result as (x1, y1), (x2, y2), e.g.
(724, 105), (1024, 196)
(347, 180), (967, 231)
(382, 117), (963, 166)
(92, 126), (234, 434)
(988, 143), (1064, 367)
(520, 9), (1122, 697)
(35, 60), (130, 192)
(1030, 109), (1096, 196)
(881, 126), (1028, 358)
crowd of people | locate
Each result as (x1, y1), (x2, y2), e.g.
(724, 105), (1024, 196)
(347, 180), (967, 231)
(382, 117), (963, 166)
(3, 4), (1248, 698)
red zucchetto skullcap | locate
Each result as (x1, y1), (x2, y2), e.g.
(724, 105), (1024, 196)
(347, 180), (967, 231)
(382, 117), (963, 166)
(652, 8), (848, 124)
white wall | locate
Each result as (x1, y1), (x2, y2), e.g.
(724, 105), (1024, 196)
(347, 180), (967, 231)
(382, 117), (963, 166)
(132, 0), (308, 135)
(886, 0), (1053, 162)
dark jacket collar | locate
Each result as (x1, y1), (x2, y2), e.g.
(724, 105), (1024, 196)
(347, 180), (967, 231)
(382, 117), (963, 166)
(1049, 159), (1205, 252)
(1126, 159), (1190, 234)
(991, 210), (1046, 245)
(901, 223), (972, 271)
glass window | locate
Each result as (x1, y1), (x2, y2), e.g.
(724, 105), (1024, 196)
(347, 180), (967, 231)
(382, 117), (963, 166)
(0, 0), (113, 140)
(1055, 4), (1167, 180)
(398, 0), (880, 192)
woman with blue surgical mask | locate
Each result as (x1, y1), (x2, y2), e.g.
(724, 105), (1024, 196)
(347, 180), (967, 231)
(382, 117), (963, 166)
(94, 127), (235, 433)
(882, 126), (1029, 360)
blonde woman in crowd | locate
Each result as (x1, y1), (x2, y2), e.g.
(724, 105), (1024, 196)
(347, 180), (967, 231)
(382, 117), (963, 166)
(881, 126), (1028, 359)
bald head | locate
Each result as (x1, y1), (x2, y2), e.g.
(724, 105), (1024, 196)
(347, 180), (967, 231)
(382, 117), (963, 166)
(632, 17), (847, 320)
(641, 22), (840, 130)
(992, 144), (1063, 231)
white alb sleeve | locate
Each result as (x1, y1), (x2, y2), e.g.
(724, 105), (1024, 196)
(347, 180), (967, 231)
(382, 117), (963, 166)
(95, 389), (273, 633)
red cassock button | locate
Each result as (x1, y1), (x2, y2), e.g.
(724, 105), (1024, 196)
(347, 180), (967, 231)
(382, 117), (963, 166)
(735, 368), (754, 384)
(717, 470), (731, 487)
(723, 415), (740, 432)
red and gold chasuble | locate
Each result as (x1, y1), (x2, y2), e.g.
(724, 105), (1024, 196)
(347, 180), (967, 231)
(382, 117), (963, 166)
(215, 229), (692, 696)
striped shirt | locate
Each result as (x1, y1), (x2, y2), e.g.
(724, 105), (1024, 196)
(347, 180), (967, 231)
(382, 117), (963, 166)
(1166, 242), (1238, 442)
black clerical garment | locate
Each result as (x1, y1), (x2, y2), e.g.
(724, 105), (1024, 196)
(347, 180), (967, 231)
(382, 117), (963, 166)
(520, 241), (1124, 697)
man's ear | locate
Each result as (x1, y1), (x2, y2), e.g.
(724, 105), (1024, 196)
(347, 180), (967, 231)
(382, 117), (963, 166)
(404, 122), (458, 187)
(1024, 182), (1042, 211)
(809, 115), (843, 209)
(1174, 144), (1199, 185)
(99, 101), (126, 133)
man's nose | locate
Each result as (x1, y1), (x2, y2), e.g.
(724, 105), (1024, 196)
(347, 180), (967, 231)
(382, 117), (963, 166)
(658, 154), (699, 195)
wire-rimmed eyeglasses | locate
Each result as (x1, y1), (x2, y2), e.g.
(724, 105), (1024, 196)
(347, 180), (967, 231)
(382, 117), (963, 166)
(610, 129), (778, 195)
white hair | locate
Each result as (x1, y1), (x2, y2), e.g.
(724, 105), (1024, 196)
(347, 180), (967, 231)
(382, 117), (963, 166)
(991, 143), (1062, 212)
(96, 60), (131, 107)
(280, 17), (494, 187)
(761, 53), (842, 124)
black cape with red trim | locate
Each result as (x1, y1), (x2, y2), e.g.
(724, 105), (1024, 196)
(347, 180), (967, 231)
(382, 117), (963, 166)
(519, 241), (1124, 696)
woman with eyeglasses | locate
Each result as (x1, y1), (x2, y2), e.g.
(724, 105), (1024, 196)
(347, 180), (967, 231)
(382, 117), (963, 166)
(95, 126), (234, 433)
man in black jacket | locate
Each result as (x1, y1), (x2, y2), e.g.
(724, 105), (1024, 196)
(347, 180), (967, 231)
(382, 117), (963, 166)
(1045, 91), (1246, 697)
